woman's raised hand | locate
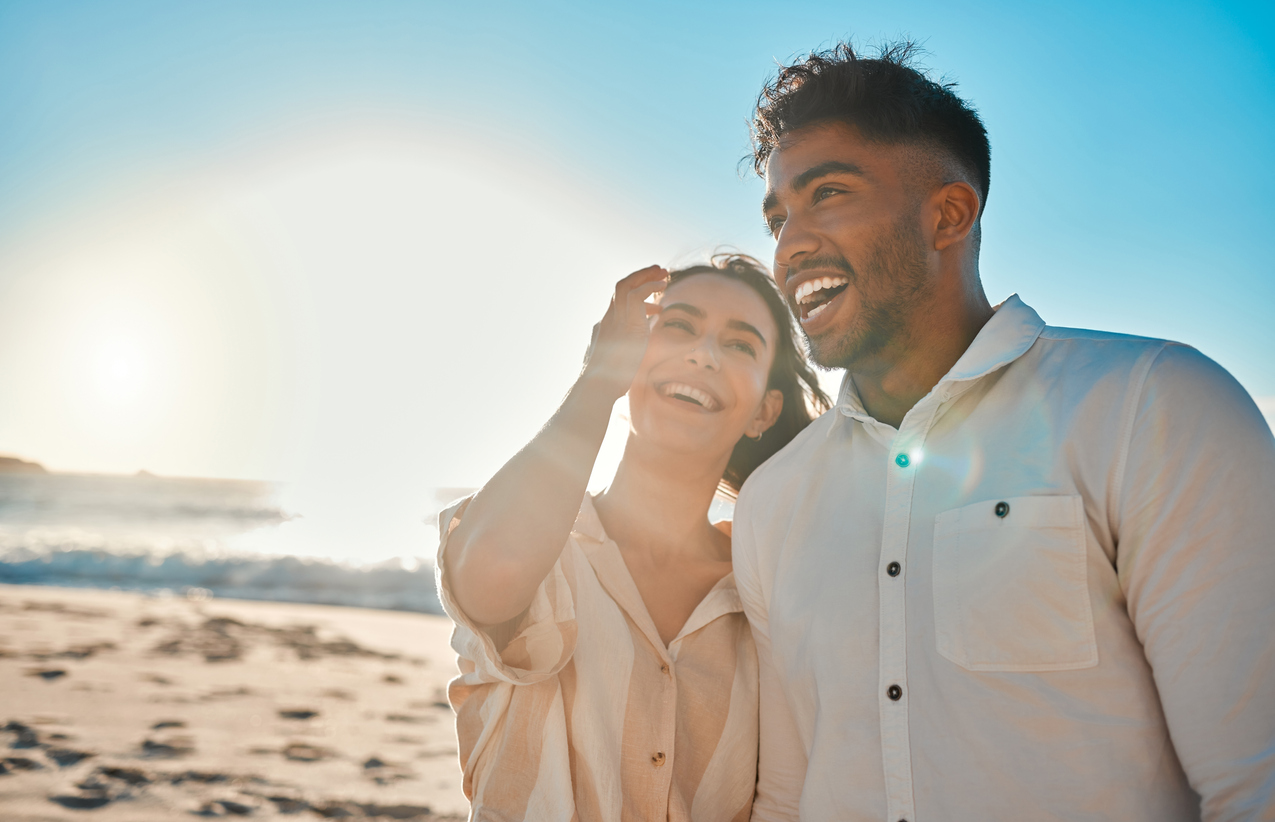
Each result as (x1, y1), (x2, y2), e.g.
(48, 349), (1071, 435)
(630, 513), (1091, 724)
(581, 265), (668, 400)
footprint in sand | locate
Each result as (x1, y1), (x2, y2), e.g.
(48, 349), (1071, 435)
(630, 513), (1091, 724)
(3, 720), (42, 748)
(151, 719), (187, 730)
(194, 798), (256, 816)
(25, 668), (67, 681)
(45, 747), (95, 768)
(281, 742), (335, 762)
(140, 736), (195, 758)
(278, 709), (319, 720)
(4, 756), (44, 771)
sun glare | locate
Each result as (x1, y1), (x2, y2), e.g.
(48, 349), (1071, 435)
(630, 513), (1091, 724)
(92, 339), (148, 404)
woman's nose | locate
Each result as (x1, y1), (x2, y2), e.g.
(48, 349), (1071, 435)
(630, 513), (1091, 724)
(686, 344), (720, 370)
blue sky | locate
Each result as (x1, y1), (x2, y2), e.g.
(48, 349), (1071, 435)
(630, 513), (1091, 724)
(0, 0), (1272, 491)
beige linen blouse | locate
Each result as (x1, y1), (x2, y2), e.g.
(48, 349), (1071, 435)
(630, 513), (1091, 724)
(436, 494), (758, 822)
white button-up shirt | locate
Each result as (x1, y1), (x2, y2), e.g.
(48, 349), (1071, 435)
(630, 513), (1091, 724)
(733, 295), (1275, 821)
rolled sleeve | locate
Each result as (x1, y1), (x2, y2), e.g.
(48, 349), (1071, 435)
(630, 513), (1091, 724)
(1117, 344), (1275, 820)
(435, 496), (579, 686)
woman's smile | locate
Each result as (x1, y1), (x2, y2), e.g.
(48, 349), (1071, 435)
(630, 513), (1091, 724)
(656, 380), (722, 412)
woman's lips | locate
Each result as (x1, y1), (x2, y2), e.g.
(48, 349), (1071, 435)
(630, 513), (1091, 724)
(658, 382), (721, 411)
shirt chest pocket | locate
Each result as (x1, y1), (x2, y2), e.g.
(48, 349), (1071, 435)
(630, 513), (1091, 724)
(931, 495), (1097, 672)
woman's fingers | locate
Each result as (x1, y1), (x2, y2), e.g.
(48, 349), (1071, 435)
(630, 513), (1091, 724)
(628, 276), (667, 307)
(614, 265), (668, 301)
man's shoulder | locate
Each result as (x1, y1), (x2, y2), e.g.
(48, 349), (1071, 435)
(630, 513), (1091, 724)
(1037, 324), (1169, 347)
(1028, 327), (1258, 423)
(1028, 324), (1183, 379)
(738, 406), (839, 502)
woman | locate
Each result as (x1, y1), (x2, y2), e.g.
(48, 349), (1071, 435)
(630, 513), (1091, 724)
(436, 255), (829, 821)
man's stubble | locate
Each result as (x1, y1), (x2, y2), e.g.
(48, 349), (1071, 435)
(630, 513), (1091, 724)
(804, 208), (932, 372)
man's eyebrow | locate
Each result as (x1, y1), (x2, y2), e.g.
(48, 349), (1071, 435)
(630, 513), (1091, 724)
(792, 160), (867, 192)
(661, 302), (705, 318)
(763, 160), (868, 213)
(727, 319), (768, 347)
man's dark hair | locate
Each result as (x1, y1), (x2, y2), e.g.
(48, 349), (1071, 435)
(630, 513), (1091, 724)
(751, 41), (990, 217)
(666, 254), (831, 496)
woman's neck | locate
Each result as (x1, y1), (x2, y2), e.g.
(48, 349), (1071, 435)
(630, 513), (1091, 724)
(595, 439), (728, 565)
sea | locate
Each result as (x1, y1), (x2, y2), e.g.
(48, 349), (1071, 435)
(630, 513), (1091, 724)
(0, 471), (470, 614)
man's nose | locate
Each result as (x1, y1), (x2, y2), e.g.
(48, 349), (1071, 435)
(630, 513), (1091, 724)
(773, 216), (818, 281)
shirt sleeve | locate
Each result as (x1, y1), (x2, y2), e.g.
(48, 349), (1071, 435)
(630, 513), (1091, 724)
(1116, 344), (1275, 821)
(733, 482), (807, 821)
(435, 496), (579, 686)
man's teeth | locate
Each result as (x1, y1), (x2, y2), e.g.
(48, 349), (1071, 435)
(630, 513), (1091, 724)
(661, 383), (719, 411)
(806, 302), (830, 320)
(795, 276), (850, 305)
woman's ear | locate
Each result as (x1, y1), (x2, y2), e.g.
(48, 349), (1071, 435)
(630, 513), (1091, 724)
(747, 389), (785, 438)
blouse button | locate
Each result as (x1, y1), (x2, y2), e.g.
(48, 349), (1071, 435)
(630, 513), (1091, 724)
(660, 663), (669, 675)
(651, 752), (666, 767)
(995, 501), (1010, 518)
(886, 562), (901, 577)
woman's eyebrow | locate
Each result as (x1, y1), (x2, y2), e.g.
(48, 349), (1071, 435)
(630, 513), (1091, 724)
(662, 302), (705, 318)
(663, 302), (767, 347)
(727, 320), (767, 347)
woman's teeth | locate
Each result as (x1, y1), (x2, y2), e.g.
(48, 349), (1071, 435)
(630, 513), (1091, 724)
(660, 383), (719, 411)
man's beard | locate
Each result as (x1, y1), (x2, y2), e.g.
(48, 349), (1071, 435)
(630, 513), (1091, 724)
(797, 211), (931, 371)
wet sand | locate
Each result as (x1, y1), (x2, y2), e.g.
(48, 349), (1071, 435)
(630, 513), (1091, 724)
(0, 583), (467, 820)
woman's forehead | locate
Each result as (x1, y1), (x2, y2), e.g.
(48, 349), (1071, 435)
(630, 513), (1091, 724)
(663, 273), (769, 314)
(660, 272), (779, 342)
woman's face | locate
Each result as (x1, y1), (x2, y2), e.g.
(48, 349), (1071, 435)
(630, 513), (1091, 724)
(626, 273), (783, 461)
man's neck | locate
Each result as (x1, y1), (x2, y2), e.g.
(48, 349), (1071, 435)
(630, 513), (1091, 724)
(595, 441), (727, 565)
(851, 284), (994, 429)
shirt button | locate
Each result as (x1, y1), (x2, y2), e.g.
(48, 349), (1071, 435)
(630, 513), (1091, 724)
(887, 684), (903, 701)
(651, 752), (666, 767)
(895, 453), (910, 468)
(995, 501), (1010, 518)
(886, 561), (901, 577)
(660, 663), (669, 675)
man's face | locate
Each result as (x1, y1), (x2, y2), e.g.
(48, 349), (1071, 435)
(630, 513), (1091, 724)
(762, 122), (933, 371)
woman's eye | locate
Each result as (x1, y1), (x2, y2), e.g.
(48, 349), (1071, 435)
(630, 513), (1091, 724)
(662, 319), (694, 333)
(727, 341), (757, 358)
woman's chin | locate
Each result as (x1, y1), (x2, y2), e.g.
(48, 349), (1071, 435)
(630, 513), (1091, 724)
(628, 421), (741, 466)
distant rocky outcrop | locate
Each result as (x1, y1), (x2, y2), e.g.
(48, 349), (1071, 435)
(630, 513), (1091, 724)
(0, 456), (47, 474)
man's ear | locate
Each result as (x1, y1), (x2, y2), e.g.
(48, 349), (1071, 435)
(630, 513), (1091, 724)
(747, 389), (785, 438)
(932, 181), (980, 252)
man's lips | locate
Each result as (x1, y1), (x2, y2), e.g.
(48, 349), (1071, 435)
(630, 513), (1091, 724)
(792, 275), (850, 323)
(657, 381), (721, 411)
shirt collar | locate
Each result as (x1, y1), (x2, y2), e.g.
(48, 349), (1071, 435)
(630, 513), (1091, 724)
(837, 294), (1046, 421)
(570, 494), (743, 657)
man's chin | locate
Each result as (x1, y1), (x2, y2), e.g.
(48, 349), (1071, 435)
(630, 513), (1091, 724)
(805, 331), (856, 371)
(804, 325), (883, 372)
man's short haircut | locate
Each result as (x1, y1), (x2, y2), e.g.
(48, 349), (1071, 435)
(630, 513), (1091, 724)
(751, 41), (991, 217)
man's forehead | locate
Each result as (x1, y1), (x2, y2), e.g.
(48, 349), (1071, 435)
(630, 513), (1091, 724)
(763, 123), (908, 204)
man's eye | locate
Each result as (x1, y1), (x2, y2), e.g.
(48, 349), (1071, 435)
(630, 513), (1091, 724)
(814, 186), (840, 203)
(765, 217), (784, 236)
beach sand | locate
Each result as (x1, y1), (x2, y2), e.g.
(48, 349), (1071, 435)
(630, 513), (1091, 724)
(0, 583), (468, 820)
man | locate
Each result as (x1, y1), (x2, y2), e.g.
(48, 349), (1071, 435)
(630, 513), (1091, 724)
(732, 42), (1274, 821)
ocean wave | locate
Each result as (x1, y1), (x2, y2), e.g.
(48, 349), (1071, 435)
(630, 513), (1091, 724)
(0, 544), (442, 614)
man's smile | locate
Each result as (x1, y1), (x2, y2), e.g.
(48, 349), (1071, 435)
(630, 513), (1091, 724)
(794, 276), (850, 323)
